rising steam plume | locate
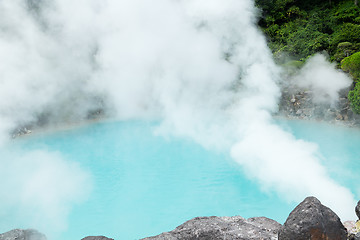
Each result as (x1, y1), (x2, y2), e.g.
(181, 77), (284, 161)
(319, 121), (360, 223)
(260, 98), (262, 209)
(0, 0), (355, 237)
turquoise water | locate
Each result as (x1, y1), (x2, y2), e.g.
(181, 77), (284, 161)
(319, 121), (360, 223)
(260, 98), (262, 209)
(6, 120), (360, 239)
(278, 119), (360, 197)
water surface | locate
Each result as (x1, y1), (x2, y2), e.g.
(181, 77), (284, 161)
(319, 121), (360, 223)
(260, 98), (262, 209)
(7, 119), (360, 239)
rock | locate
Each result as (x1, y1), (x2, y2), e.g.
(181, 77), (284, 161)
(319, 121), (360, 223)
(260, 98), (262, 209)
(356, 232), (360, 239)
(142, 216), (281, 240)
(356, 200), (360, 220)
(344, 220), (357, 235)
(278, 196), (347, 240)
(81, 237), (114, 240)
(0, 229), (47, 240)
(349, 232), (360, 240)
(336, 113), (344, 120)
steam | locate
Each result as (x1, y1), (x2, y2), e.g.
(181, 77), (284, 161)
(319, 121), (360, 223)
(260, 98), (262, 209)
(0, 148), (91, 238)
(293, 54), (352, 105)
(0, 0), (356, 236)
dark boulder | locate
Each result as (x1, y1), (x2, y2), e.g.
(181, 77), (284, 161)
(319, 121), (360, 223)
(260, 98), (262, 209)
(0, 229), (46, 240)
(81, 237), (114, 240)
(278, 196), (347, 240)
(356, 200), (360, 220)
(349, 232), (360, 240)
(142, 216), (281, 240)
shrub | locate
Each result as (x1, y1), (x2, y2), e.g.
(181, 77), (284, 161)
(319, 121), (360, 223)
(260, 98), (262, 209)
(348, 81), (360, 114)
(332, 42), (359, 61)
(331, 23), (360, 48)
(341, 51), (360, 78)
(333, 2), (360, 24)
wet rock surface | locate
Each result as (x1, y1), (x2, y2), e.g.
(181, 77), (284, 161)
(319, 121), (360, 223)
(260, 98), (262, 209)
(278, 196), (347, 240)
(141, 216), (281, 240)
(0, 229), (47, 240)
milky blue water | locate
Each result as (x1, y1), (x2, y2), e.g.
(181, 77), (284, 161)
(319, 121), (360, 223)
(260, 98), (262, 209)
(7, 119), (360, 239)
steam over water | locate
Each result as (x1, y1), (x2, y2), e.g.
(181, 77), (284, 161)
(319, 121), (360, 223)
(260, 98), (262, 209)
(0, 0), (356, 238)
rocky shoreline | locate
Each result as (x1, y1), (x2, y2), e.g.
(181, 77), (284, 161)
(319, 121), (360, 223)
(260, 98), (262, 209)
(11, 82), (360, 140)
(1, 196), (360, 240)
(277, 78), (360, 127)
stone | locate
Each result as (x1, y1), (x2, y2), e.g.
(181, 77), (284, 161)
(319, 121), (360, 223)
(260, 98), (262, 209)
(0, 229), (47, 240)
(336, 113), (344, 120)
(356, 232), (360, 239)
(142, 216), (281, 240)
(344, 220), (357, 235)
(278, 196), (347, 240)
(349, 232), (360, 240)
(356, 200), (360, 220)
(81, 237), (114, 240)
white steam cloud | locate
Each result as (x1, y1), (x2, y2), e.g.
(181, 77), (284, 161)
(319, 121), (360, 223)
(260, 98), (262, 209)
(0, 0), (356, 236)
(294, 54), (352, 104)
(0, 148), (91, 238)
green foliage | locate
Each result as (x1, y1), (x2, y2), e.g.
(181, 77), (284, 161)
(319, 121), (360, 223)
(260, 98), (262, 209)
(285, 27), (330, 58)
(256, 0), (360, 114)
(331, 23), (360, 48)
(341, 51), (360, 78)
(333, 1), (360, 23)
(256, 0), (360, 61)
(348, 81), (360, 114)
(333, 42), (360, 61)
(338, 42), (353, 48)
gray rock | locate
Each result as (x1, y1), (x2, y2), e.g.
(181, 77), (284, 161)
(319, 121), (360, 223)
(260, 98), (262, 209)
(278, 196), (347, 240)
(355, 232), (360, 239)
(81, 237), (114, 240)
(0, 229), (46, 240)
(142, 216), (281, 240)
(343, 220), (357, 235)
(356, 200), (360, 220)
(349, 232), (360, 240)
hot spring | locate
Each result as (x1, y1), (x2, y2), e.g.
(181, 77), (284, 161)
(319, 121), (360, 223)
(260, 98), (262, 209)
(0, 119), (358, 239)
(0, 0), (359, 239)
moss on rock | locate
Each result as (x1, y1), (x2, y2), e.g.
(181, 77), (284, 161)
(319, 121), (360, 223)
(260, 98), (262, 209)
(341, 51), (360, 79)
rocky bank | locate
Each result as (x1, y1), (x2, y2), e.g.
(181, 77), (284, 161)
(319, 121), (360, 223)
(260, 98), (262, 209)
(2, 196), (360, 240)
(277, 76), (360, 126)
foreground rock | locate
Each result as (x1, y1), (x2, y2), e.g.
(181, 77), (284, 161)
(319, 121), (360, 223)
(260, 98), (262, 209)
(81, 237), (114, 240)
(1, 196), (357, 240)
(142, 216), (281, 240)
(0, 229), (47, 240)
(344, 221), (358, 235)
(356, 200), (360, 220)
(349, 232), (360, 240)
(278, 196), (347, 240)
